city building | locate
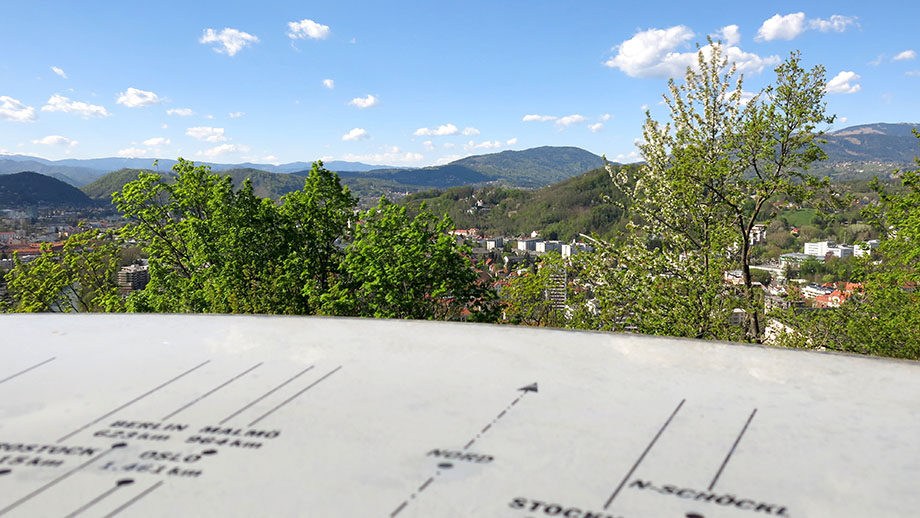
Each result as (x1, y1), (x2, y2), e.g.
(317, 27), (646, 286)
(117, 264), (149, 292)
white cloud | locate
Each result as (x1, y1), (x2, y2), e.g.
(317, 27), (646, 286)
(462, 127), (480, 136)
(229, 111), (244, 118)
(423, 140), (435, 151)
(756, 13), (857, 41)
(907, 70), (920, 77)
(414, 123), (458, 136)
(894, 50), (917, 61)
(32, 135), (77, 147)
(809, 15), (858, 33)
(641, 104), (649, 111)
(262, 155), (278, 163)
(287, 19), (331, 40)
(604, 25), (695, 78)
(338, 146), (424, 165)
(186, 126), (227, 142)
(117, 147), (147, 157)
(615, 151), (640, 162)
(199, 28), (259, 56)
(435, 154), (464, 165)
(51, 66), (67, 79)
(0, 96), (37, 122)
(161, 123), (168, 129)
(117, 87), (160, 108)
(348, 94), (378, 109)
(322, 79), (335, 89)
(589, 123), (604, 132)
(868, 54), (885, 66)
(755, 13), (806, 41)
(342, 127), (370, 141)
(606, 26), (777, 78)
(826, 71), (861, 94)
(443, 142), (455, 149)
(714, 25), (741, 46)
(41, 94), (108, 118)
(166, 108), (194, 116)
(143, 137), (170, 147)
(522, 114), (556, 122)
(556, 114), (586, 128)
(205, 114), (214, 119)
(197, 143), (248, 159)
(506, 138), (518, 145)
(599, 113), (612, 121)
(838, 116), (849, 124)
(465, 140), (502, 150)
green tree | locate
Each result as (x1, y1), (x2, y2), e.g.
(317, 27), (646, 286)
(501, 253), (571, 327)
(776, 132), (920, 359)
(114, 159), (356, 314)
(323, 198), (496, 320)
(3, 229), (122, 313)
(605, 43), (833, 341)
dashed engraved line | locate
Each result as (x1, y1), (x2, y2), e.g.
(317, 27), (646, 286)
(388, 390), (531, 516)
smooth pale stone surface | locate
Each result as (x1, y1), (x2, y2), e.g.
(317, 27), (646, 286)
(0, 314), (918, 518)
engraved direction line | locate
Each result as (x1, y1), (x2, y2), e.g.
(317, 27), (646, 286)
(0, 357), (56, 386)
(247, 365), (343, 427)
(389, 383), (537, 517)
(57, 361), (211, 443)
(219, 365), (315, 425)
(708, 408), (758, 491)
(603, 398), (686, 510)
(0, 443), (126, 516)
(63, 479), (134, 518)
(101, 480), (164, 518)
(161, 362), (264, 421)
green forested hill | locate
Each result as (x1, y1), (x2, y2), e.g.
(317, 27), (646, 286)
(82, 169), (165, 199)
(83, 167), (309, 201)
(451, 146), (606, 187)
(400, 164), (635, 240)
(219, 168), (307, 199)
(0, 172), (96, 207)
(315, 146), (607, 192)
(821, 123), (920, 163)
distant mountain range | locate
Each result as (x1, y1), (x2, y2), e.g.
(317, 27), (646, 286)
(0, 155), (390, 187)
(301, 146), (605, 190)
(73, 146), (607, 203)
(1, 123), (918, 209)
(822, 123), (920, 163)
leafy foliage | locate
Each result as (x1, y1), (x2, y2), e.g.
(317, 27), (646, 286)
(323, 198), (497, 320)
(3, 229), (122, 312)
(774, 132), (920, 359)
(604, 45), (833, 340)
(6, 159), (495, 322)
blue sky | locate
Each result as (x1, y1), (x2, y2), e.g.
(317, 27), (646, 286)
(1, 1), (918, 167)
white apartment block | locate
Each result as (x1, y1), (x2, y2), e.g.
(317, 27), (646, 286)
(536, 240), (562, 253)
(517, 238), (542, 251)
(854, 239), (880, 257)
(803, 240), (853, 259)
(485, 237), (504, 250)
(561, 242), (595, 258)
